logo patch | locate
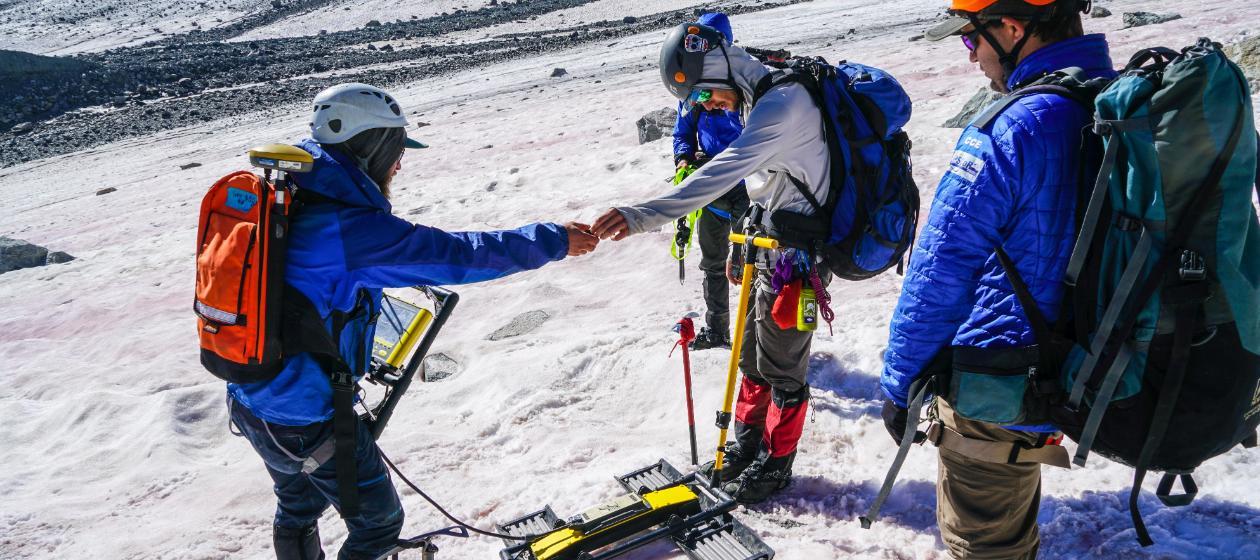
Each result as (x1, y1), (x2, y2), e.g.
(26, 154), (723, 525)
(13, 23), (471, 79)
(226, 188), (259, 214)
(684, 34), (710, 53)
(947, 150), (986, 183)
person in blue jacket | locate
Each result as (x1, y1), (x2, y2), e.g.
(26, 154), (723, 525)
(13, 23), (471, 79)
(226, 83), (598, 560)
(671, 11), (749, 350)
(882, 1), (1114, 558)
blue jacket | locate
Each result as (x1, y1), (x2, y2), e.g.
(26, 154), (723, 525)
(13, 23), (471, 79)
(672, 107), (744, 165)
(882, 35), (1116, 431)
(672, 106), (746, 218)
(229, 139), (569, 425)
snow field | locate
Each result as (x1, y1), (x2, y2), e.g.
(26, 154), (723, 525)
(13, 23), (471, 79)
(1, 0), (1259, 558)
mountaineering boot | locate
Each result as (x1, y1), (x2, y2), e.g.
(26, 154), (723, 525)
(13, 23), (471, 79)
(689, 326), (731, 350)
(723, 452), (795, 504)
(274, 523), (325, 560)
(699, 438), (759, 484)
(724, 385), (809, 503)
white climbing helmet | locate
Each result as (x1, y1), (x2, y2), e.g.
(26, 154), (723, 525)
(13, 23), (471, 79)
(309, 83), (411, 144)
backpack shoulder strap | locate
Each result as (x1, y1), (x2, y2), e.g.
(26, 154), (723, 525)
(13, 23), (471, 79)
(973, 68), (1106, 130)
(781, 171), (826, 214)
(752, 69), (799, 106)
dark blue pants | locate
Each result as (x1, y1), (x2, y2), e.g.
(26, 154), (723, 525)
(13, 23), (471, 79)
(229, 396), (404, 560)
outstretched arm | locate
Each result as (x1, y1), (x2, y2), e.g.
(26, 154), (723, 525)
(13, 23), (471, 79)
(339, 209), (582, 288)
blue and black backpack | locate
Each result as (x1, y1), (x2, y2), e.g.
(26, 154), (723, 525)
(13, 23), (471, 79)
(752, 57), (917, 280)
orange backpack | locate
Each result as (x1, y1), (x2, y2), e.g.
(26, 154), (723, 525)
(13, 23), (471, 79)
(195, 145), (311, 384)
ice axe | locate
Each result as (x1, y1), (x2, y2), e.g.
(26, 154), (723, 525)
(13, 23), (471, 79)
(669, 312), (701, 465)
(710, 208), (779, 487)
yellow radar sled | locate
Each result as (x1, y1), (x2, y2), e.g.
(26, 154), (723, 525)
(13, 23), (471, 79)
(497, 460), (772, 560)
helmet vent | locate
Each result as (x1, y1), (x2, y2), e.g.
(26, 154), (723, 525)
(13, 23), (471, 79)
(388, 103), (401, 116)
(328, 119), (342, 133)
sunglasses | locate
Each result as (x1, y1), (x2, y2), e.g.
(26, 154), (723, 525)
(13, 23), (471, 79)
(961, 27), (984, 51)
(682, 88), (714, 113)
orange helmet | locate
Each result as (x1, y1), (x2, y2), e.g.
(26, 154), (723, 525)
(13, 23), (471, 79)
(926, 0), (1087, 41)
(948, 0), (1088, 17)
(948, 0), (1057, 12)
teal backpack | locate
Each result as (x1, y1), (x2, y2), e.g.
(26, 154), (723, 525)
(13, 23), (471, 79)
(983, 39), (1260, 545)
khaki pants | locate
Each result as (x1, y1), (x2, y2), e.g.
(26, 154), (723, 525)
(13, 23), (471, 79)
(935, 399), (1043, 560)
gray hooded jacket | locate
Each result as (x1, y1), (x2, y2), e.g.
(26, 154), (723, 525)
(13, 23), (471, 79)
(618, 45), (830, 237)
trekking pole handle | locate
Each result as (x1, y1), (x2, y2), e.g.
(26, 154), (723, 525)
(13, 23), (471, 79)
(728, 234), (779, 249)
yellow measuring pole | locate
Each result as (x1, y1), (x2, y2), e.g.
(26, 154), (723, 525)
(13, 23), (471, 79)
(711, 232), (778, 484)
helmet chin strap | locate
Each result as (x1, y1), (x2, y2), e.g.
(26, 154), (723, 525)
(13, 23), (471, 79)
(968, 13), (1036, 89)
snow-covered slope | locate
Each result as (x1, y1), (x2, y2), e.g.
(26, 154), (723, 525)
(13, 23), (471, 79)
(1, 1), (1258, 559)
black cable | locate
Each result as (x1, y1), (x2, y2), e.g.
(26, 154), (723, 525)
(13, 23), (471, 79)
(378, 448), (540, 541)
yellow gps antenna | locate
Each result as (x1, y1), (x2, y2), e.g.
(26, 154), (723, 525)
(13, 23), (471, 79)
(248, 144), (314, 173)
(247, 144), (313, 221)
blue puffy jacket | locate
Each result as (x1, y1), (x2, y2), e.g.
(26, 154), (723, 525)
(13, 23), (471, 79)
(882, 35), (1116, 431)
(672, 107), (744, 169)
(229, 139), (569, 425)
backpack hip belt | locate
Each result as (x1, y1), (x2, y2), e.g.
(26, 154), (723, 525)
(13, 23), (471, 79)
(925, 423), (1070, 468)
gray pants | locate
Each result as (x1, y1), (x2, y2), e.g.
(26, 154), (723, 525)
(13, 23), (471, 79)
(737, 266), (829, 393)
(697, 194), (748, 334)
(934, 399), (1042, 560)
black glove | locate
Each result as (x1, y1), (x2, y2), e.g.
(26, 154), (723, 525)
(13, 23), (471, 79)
(881, 399), (926, 445)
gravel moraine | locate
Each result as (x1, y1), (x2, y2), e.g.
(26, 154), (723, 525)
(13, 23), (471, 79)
(1, 0), (805, 168)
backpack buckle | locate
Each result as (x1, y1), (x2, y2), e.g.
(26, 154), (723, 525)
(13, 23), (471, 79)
(330, 371), (354, 388)
(1178, 250), (1206, 282)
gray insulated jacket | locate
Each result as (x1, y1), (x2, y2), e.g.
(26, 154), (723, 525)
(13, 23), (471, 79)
(618, 45), (830, 237)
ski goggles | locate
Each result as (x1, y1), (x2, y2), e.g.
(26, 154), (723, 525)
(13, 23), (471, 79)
(682, 88), (714, 113)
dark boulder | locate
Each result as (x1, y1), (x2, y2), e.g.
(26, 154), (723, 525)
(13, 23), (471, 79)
(0, 237), (63, 274)
(636, 107), (678, 144)
(942, 87), (1004, 128)
(1122, 12), (1181, 28)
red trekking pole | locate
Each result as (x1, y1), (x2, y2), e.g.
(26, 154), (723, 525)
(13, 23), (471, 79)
(670, 313), (700, 466)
